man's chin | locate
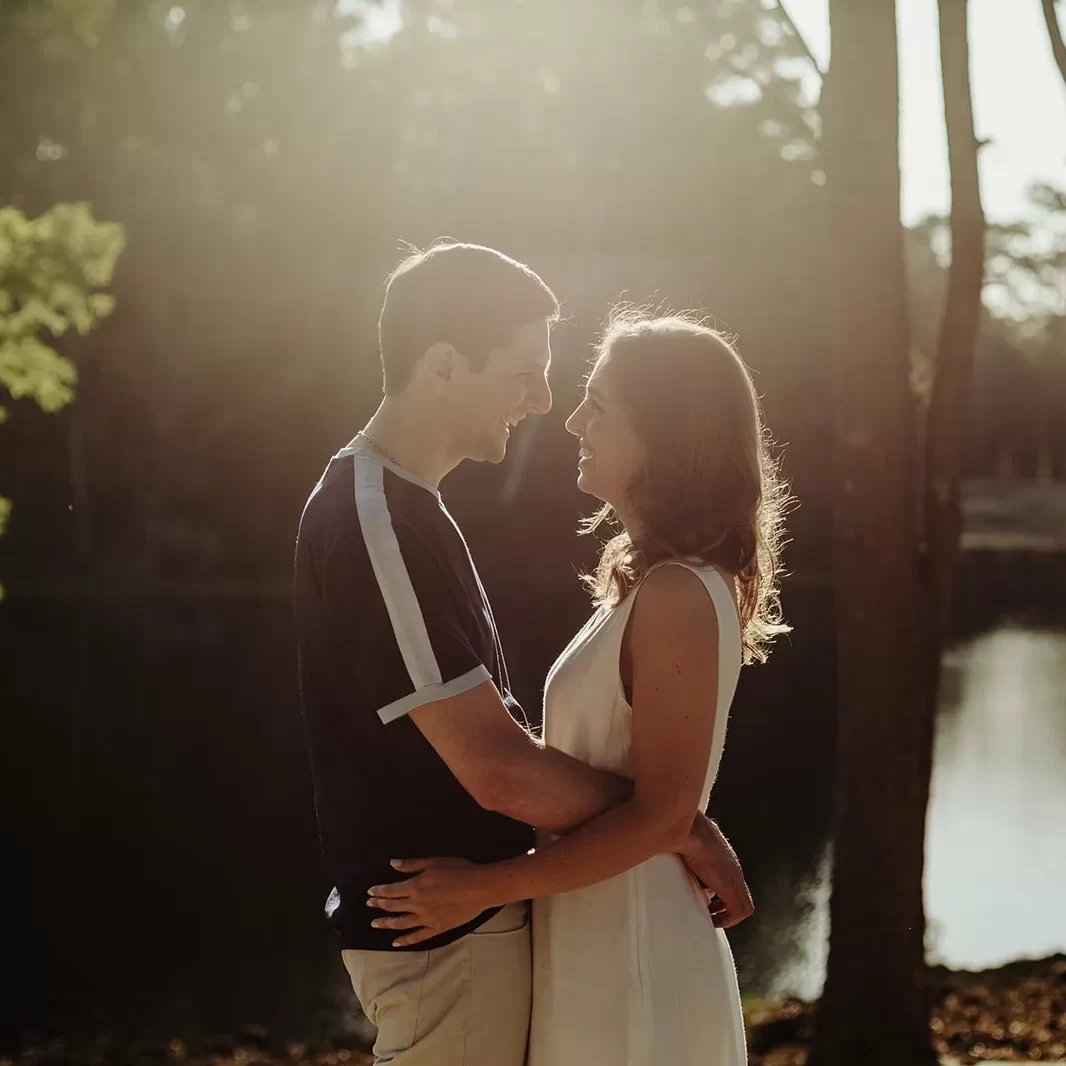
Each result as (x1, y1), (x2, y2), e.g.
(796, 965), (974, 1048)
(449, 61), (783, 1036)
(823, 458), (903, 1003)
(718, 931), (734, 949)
(466, 433), (509, 465)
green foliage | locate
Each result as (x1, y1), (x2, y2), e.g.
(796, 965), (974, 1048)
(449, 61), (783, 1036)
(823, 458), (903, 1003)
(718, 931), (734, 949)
(903, 186), (1066, 480)
(0, 201), (124, 420)
(986, 183), (1066, 351)
(907, 182), (1066, 362)
(0, 201), (124, 596)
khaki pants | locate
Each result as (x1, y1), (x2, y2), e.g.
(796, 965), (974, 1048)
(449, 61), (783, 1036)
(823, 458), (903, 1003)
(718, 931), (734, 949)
(341, 902), (531, 1066)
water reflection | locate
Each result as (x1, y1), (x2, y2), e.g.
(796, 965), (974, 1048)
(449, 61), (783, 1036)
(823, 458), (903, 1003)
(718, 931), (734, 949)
(926, 628), (1066, 969)
(768, 626), (1066, 1001)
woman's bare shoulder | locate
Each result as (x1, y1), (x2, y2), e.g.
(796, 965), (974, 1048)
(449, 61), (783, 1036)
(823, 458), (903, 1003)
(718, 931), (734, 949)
(628, 563), (721, 646)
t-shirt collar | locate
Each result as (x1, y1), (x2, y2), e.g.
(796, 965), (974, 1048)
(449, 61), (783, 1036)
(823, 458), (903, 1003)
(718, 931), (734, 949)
(335, 440), (441, 497)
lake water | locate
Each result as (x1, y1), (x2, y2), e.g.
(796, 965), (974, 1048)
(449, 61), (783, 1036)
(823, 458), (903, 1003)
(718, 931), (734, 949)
(761, 624), (1066, 1001)
(3, 560), (1065, 1044)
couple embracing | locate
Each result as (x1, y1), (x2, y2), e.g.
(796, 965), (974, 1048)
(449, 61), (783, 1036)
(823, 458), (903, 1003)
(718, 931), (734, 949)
(293, 241), (789, 1066)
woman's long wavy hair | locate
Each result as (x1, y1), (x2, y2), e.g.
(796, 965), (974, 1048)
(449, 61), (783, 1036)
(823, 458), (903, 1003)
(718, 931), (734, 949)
(582, 308), (792, 664)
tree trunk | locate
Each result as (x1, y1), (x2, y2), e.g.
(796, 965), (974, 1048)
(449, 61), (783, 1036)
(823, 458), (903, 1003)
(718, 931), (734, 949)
(915, 3), (987, 1054)
(925, 0), (986, 639)
(809, 3), (937, 1064)
(1041, 0), (1066, 90)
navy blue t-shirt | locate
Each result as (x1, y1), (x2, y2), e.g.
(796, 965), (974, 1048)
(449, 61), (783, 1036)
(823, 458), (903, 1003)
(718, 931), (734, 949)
(293, 442), (534, 951)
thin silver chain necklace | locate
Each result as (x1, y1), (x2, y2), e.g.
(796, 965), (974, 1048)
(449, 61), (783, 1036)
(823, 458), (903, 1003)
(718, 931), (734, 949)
(356, 429), (415, 479)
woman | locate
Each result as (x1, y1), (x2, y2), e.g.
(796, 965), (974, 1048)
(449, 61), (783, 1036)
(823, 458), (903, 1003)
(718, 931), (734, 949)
(367, 309), (790, 1064)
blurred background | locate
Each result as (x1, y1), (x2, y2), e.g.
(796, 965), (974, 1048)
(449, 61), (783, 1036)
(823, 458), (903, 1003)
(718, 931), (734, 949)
(1, 0), (1065, 1059)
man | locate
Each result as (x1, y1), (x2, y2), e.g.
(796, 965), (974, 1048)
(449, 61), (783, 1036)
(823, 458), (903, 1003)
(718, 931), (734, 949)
(293, 242), (752, 1065)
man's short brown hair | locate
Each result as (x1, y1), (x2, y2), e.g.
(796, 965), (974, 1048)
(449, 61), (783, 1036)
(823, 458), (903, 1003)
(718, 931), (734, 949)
(378, 241), (559, 395)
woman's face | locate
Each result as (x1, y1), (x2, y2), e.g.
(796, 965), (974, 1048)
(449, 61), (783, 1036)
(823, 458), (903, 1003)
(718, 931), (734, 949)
(565, 353), (645, 514)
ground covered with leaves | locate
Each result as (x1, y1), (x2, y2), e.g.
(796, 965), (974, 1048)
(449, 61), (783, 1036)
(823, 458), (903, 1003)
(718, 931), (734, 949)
(746, 956), (1066, 1064)
(6, 957), (1064, 1066)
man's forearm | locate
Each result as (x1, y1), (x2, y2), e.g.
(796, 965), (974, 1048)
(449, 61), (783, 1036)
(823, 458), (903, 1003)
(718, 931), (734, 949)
(484, 738), (632, 833)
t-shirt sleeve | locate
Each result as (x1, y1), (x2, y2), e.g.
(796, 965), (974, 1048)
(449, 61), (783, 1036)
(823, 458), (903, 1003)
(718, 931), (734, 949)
(357, 498), (490, 725)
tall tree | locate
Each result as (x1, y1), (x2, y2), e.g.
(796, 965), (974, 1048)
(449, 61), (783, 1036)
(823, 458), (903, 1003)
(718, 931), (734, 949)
(810, 0), (986, 1062)
(809, 1), (936, 1062)
(924, 0), (986, 634)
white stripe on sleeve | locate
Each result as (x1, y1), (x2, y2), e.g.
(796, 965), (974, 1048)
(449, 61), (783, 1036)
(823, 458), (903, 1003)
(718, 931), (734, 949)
(353, 457), (444, 691)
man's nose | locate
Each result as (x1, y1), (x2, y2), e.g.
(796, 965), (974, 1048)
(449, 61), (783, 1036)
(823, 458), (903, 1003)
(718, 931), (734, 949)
(527, 376), (552, 415)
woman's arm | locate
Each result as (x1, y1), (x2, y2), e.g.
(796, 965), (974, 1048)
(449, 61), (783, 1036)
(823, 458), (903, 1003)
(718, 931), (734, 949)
(368, 564), (724, 947)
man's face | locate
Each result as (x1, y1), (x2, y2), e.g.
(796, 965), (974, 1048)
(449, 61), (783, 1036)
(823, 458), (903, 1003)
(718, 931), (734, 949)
(451, 318), (553, 464)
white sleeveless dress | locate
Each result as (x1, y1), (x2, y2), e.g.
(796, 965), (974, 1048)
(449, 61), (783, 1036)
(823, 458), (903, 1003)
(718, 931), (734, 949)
(527, 560), (747, 1066)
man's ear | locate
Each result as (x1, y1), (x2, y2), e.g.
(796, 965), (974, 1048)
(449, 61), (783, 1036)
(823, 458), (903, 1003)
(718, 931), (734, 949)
(423, 341), (459, 387)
